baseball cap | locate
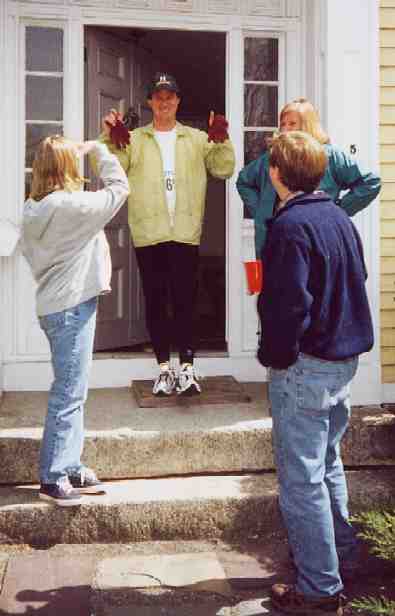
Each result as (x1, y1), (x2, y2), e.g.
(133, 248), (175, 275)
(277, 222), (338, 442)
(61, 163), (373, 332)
(147, 72), (180, 98)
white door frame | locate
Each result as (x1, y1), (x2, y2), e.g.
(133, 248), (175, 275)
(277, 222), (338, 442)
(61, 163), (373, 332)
(3, 1), (306, 390)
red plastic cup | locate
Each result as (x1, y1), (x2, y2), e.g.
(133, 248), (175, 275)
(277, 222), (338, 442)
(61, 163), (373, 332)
(244, 260), (263, 294)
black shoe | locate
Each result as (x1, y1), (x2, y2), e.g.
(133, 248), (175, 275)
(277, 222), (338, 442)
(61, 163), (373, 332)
(271, 584), (343, 615)
(68, 468), (104, 494)
(39, 479), (83, 507)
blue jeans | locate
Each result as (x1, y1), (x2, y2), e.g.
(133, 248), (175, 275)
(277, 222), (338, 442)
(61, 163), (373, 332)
(269, 352), (359, 598)
(39, 297), (98, 485)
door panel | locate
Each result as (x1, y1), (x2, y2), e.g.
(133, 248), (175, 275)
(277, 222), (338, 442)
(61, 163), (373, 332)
(85, 27), (149, 351)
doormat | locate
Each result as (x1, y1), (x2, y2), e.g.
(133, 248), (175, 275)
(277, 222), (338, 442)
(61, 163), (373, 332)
(131, 375), (252, 408)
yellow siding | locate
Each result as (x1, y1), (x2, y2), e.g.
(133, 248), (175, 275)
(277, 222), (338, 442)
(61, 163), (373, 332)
(381, 202), (395, 217)
(380, 144), (395, 162)
(381, 66), (395, 85)
(382, 347), (395, 363)
(381, 181), (395, 198)
(381, 220), (395, 236)
(381, 87), (395, 104)
(380, 5), (395, 383)
(381, 8), (395, 28)
(381, 48), (395, 64)
(383, 366), (395, 381)
(381, 106), (395, 124)
(382, 257), (395, 274)
(381, 311), (395, 327)
(381, 274), (395, 290)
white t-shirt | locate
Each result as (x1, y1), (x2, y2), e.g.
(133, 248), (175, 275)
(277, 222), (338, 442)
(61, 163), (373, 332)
(154, 128), (177, 226)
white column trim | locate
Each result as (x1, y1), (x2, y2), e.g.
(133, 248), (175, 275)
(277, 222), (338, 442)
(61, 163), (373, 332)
(0, 1), (7, 395)
(227, 25), (244, 355)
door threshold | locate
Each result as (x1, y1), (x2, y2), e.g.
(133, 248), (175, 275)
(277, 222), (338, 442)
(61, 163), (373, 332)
(93, 349), (229, 360)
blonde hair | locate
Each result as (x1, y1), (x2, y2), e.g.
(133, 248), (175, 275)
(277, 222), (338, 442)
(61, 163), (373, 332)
(269, 131), (328, 193)
(30, 135), (85, 201)
(279, 98), (330, 145)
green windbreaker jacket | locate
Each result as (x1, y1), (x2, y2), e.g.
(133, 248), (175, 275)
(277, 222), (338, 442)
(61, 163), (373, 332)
(100, 122), (235, 247)
(236, 143), (381, 257)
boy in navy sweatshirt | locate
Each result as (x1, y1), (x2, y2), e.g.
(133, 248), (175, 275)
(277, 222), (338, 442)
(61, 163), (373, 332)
(257, 131), (374, 616)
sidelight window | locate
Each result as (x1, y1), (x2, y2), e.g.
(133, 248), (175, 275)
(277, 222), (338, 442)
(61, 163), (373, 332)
(243, 34), (283, 218)
(24, 25), (64, 198)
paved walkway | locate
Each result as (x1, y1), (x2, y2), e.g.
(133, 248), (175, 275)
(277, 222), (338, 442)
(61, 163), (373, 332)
(0, 540), (394, 615)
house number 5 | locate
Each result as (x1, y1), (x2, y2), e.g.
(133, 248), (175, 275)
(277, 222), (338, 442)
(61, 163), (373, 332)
(350, 144), (357, 155)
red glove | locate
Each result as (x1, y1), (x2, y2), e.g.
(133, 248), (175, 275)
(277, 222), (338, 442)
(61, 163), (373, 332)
(208, 111), (229, 143)
(105, 112), (130, 149)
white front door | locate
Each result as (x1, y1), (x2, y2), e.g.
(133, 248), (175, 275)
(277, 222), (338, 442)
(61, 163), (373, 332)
(324, 0), (381, 404)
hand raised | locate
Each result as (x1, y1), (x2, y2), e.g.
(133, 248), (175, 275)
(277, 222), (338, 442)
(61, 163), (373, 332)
(207, 110), (229, 143)
(103, 108), (130, 149)
(74, 140), (98, 157)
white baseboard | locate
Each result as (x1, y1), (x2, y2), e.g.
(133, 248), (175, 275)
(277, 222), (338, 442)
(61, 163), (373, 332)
(382, 384), (395, 405)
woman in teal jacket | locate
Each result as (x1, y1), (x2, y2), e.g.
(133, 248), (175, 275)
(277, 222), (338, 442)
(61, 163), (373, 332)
(237, 98), (381, 258)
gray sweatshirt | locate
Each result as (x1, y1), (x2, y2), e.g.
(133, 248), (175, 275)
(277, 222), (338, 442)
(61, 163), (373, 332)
(22, 143), (130, 316)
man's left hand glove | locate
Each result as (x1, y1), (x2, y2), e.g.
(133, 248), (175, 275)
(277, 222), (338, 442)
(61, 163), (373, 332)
(105, 110), (130, 150)
(208, 110), (229, 143)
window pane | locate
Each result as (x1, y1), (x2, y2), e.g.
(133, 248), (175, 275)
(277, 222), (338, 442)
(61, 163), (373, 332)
(243, 131), (273, 218)
(244, 84), (277, 127)
(244, 38), (278, 81)
(26, 123), (63, 168)
(26, 27), (63, 72)
(26, 76), (63, 121)
(244, 131), (273, 166)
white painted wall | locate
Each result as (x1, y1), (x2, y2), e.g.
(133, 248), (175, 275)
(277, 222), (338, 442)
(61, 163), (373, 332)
(322, 0), (381, 404)
(0, 1), (5, 398)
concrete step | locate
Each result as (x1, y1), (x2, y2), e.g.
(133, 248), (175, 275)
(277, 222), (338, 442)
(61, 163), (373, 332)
(0, 469), (394, 546)
(0, 388), (395, 484)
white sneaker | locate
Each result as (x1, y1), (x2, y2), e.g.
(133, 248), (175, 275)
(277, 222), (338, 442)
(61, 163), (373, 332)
(152, 364), (176, 396)
(176, 363), (201, 396)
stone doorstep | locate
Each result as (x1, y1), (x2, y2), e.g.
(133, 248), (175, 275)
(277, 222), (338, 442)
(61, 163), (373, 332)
(0, 406), (394, 485)
(0, 470), (394, 546)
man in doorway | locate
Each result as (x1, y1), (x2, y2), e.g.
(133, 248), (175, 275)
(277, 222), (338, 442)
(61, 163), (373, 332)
(100, 72), (235, 396)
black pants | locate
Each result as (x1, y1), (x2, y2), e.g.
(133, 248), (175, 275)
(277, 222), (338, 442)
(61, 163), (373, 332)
(135, 241), (199, 365)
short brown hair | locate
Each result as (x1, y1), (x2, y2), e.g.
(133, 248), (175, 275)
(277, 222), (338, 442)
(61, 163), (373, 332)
(269, 131), (328, 193)
(280, 98), (330, 145)
(30, 135), (85, 201)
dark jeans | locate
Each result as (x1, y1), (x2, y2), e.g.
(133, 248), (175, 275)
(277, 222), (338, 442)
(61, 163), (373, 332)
(135, 241), (199, 365)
